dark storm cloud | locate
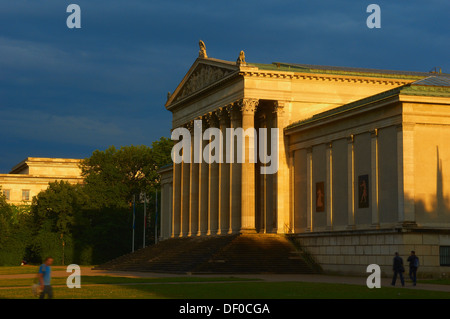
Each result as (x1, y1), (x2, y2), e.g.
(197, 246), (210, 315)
(0, 0), (448, 171)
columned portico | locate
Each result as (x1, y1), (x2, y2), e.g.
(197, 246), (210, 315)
(169, 95), (299, 238)
(171, 98), (268, 237)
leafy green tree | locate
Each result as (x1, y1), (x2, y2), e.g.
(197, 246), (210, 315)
(0, 189), (13, 248)
(31, 181), (88, 264)
(31, 181), (88, 234)
(0, 189), (34, 265)
(80, 137), (173, 209)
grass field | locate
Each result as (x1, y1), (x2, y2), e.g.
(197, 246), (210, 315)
(0, 266), (67, 275)
(0, 275), (258, 287)
(1, 281), (449, 299)
(0, 266), (449, 299)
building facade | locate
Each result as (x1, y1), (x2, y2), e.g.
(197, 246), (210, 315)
(159, 42), (450, 276)
(0, 157), (83, 205)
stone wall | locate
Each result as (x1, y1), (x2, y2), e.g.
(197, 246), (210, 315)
(291, 230), (450, 278)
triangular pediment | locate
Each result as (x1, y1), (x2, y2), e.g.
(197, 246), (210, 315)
(165, 58), (239, 108)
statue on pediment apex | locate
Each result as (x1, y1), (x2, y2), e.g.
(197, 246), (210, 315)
(199, 40), (208, 58)
(236, 50), (246, 66)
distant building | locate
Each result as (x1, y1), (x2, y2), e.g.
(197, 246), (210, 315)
(0, 157), (83, 205)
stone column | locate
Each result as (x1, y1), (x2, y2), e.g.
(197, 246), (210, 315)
(306, 148), (313, 232)
(347, 135), (355, 229)
(274, 101), (290, 234)
(160, 171), (173, 240)
(397, 123), (416, 225)
(198, 118), (209, 236)
(207, 113), (220, 235)
(218, 108), (230, 234)
(259, 113), (268, 233)
(326, 143), (333, 230)
(188, 120), (201, 236)
(289, 152), (295, 233)
(172, 161), (182, 237)
(371, 129), (379, 227)
(181, 122), (191, 237)
(228, 104), (242, 234)
(239, 98), (258, 233)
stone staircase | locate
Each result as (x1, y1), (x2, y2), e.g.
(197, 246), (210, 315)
(95, 233), (318, 274)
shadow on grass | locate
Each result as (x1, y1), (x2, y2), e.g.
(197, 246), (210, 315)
(116, 282), (450, 299)
(2, 282), (447, 300)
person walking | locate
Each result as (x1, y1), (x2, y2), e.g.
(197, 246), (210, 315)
(407, 250), (419, 286)
(391, 252), (405, 287)
(38, 257), (54, 299)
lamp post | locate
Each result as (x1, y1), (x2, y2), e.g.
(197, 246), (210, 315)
(155, 188), (158, 245)
(132, 194), (135, 253)
(143, 193), (147, 249)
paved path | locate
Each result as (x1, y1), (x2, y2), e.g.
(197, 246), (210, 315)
(1, 267), (449, 293)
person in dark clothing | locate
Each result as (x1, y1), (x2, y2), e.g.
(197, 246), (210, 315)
(407, 250), (419, 286)
(391, 252), (405, 287)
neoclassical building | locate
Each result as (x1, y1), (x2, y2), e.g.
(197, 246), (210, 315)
(159, 42), (450, 275)
(0, 157), (83, 205)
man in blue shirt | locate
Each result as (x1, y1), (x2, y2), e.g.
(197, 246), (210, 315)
(407, 250), (419, 286)
(39, 257), (54, 299)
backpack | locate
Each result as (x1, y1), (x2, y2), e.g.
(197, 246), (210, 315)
(414, 257), (420, 268)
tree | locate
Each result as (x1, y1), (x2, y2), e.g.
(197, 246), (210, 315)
(0, 188), (34, 265)
(0, 188), (13, 249)
(32, 181), (88, 234)
(80, 137), (173, 209)
(31, 181), (88, 264)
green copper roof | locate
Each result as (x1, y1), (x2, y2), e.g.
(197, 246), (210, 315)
(248, 62), (447, 81)
(413, 75), (450, 87)
(247, 63), (309, 72)
(286, 79), (450, 131)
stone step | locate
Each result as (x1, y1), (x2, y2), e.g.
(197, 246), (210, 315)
(95, 234), (319, 274)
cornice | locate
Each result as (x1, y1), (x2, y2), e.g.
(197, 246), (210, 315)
(240, 70), (411, 86)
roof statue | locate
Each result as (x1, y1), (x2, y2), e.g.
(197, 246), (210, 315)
(198, 40), (207, 58)
(236, 50), (246, 66)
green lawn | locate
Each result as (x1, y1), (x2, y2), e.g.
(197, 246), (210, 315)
(0, 275), (258, 287)
(420, 279), (450, 286)
(1, 281), (449, 299)
(1, 266), (448, 299)
(0, 266), (67, 275)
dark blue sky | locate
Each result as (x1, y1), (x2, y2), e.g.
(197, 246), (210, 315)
(0, 0), (449, 172)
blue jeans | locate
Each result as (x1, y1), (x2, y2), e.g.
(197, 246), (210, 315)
(39, 285), (53, 299)
(409, 267), (417, 285)
(392, 270), (405, 286)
